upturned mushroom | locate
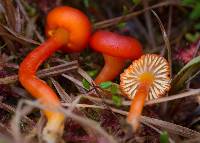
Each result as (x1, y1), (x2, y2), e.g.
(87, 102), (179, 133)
(89, 30), (143, 85)
(120, 54), (171, 131)
(19, 6), (91, 143)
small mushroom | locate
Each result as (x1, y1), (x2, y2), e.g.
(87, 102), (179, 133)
(120, 54), (171, 131)
(19, 6), (91, 143)
(90, 30), (143, 85)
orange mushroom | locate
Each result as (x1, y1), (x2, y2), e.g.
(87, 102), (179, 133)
(19, 6), (91, 142)
(120, 54), (171, 131)
(89, 30), (143, 85)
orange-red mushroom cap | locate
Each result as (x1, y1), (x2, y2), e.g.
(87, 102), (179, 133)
(90, 31), (143, 60)
(46, 6), (91, 52)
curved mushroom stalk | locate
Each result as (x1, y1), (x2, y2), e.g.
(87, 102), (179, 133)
(90, 30), (143, 85)
(19, 6), (91, 143)
(120, 54), (171, 132)
(95, 54), (126, 84)
(19, 28), (68, 143)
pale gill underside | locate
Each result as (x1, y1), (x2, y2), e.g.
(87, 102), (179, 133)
(120, 54), (171, 100)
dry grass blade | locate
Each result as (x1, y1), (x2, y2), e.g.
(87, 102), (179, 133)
(39, 66), (77, 78)
(0, 122), (13, 137)
(24, 115), (45, 143)
(94, 1), (178, 29)
(78, 68), (94, 84)
(151, 10), (172, 78)
(0, 61), (78, 84)
(141, 116), (200, 138)
(145, 88), (200, 105)
(50, 78), (72, 103)
(62, 74), (87, 90)
(11, 100), (37, 143)
(2, 24), (40, 45)
(0, 30), (30, 45)
(0, 25), (17, 52)
(13, 100), (117, 143)
(61, 102), (200, 138)
(15, 0), (44, 42)
(0, 101), (35, 126)
(142, 0), (156, 49)
(38, 60), (78, 74)
(170, 56), (200, 93)
(51, 77), (99, 140)
(182, 136), (200, 143)
(81, 88), (200, 106)
(0, 75), (18, 84)
(141, 121), (175, 143)
(1, 0), (17, 31)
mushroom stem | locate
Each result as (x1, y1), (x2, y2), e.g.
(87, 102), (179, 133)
(95, 54), (126, 84)
(19, 28), (69, 142)
(120, 54), (171, 132)
(127, 83), (150, 131)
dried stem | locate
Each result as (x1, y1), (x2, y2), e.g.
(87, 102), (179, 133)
(13, 99), (117, 143)
(80, 88), (200, 106)
(93, 1), (178, 29)
(0, 61), (78, 84)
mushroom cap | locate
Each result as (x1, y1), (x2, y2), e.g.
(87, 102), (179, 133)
(46, 6), (91, 52)
(120, 54), (171, 100)
(89, 31), (143, 60)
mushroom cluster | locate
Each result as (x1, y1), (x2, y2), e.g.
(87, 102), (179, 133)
(120, 54), (171, 131)
(18, 4), (160, 143)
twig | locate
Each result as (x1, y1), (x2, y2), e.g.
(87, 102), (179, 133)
(50, 78), (72, 103)
(80, 88), (200, 106)
(145, 89), (200, 105)
(15, 0), (44, 42)
(141, 121), (175, 143)
(78, 68), (95, 85)
(0, 102), (35, 126)
(62, 74), (87, 90)
(13, 100), (117, 143)
(0, 61), (78, 84)
(141, 116), (200, 138)
(151, 10), (172, 78)
(167, 6), (173, 37)
(1, 24), (40, 45)
(62, 102), (200, 138)
(93, 1), (178, 29)
(142, 0), (156, 49)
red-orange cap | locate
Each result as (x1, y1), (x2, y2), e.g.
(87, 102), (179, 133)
(46, 6), (91, 52)
(90, 31), (143, 60)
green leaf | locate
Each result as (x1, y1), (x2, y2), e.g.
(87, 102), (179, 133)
(111, 84), (118, 95)
(83, 0), (89, 7)
(112, 95), (122, 107)
(99, 81), (112, 89)
(194, 23), (200, 30)
(190, 3), (200, 20)
(160, 131), (169, 143)
(117, 22), (126, 29)
(181, 0), (195, 5)
(101, 82), (122, 95)
(185, 33), (200, 42)
(132, 0), (141, 5)
(82, 79), (90, 90)
(87, 70), (98, 77)
(170, 56), (200, 93)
